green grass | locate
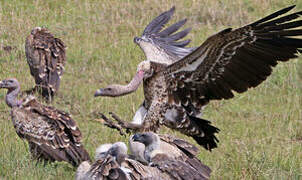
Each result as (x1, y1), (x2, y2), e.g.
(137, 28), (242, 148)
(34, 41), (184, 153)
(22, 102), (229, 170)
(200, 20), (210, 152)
(0, 0), (302, 179)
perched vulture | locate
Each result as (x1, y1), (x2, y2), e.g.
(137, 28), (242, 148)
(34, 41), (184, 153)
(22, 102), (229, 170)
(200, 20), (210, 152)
(0, 78), (90, 167)
(76, 142), (170, 180)
(132, 132), (211, 180)
(95, 6), (302, 151)
(25, 27), (66, 101)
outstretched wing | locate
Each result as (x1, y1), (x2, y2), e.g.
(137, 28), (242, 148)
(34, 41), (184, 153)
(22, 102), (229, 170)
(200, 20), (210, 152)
(141, 6), (195, 59)
(25, 27), (66, 97)
(164, 5), (302, 112)
(12, 97), (90, 166)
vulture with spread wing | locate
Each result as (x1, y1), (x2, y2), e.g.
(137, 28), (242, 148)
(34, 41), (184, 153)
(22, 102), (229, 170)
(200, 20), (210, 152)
(95, 6), (302, 151)
(0, 78), (90, 166)
(76, 142), (170, 180)
(25, 27), (66, 101)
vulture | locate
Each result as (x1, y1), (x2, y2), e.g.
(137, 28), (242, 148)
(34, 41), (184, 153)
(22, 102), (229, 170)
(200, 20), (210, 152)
(77, 135), (210, 180)
(25, 27), (66, 101)
(0, 78), (90, 167)
(76, 142), (170, 180)
(131, 132), (211, 180)
(95, 6), (302, 151)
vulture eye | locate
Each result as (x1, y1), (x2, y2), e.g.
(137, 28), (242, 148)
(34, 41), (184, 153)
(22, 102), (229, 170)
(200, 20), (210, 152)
(107, 88), (112, 91)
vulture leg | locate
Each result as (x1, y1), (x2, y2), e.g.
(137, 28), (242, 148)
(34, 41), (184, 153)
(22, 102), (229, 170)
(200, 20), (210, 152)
(109, 112), (143, 133)
(96, 113), (126, 136)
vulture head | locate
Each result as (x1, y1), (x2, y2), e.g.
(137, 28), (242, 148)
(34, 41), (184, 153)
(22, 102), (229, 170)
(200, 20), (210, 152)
(132, 132), (160, 148)
(76, 161), (91, 180)
(108, 142), (128, 157)
(95, 143), (113, 160)
(94, 84), (126, 97)
(31, 26), (49, 35)
(132, 132), (161, 163)
(129, 134), (148, 164)
(94, 69), (145, 97)
(0, 78), (20, 91)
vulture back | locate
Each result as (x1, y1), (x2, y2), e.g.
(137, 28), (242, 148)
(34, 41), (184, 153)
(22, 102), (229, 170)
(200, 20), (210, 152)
(11, 96), (90, 166)
(25, 27), (66, 100)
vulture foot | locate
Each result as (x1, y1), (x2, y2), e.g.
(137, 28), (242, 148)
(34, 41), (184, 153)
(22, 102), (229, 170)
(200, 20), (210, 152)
(109, 112), (142, 133)
(95, 113), (126, 136)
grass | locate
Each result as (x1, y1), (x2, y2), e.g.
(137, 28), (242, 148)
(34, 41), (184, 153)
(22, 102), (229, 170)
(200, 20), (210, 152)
(0, 0), (302, 179)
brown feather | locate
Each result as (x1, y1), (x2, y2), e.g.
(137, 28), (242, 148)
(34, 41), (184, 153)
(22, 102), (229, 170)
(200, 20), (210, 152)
(11, 96), (90, 166)
(25, 27), (66, 100)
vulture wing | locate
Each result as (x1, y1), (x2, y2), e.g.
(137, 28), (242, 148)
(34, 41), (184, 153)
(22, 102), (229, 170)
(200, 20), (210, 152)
(11, 97), (90, 166)
(164, 5), (302, 113)
(141, 6), (195, 59)
(88, 155), (128, 180)
(25, 27), (66, 99)
(151, 153), (210, 180)
(125, 158), (168, 180)
(159, 134), (199, 158)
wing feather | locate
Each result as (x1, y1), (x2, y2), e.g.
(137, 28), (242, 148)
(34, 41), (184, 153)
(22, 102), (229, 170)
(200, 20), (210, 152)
(142, 6), (175, 35)
(25, 27), (66, 99)
(11, 97), (90, 166)
(141, 7), (195, 60)
(163, 6), (302, 110)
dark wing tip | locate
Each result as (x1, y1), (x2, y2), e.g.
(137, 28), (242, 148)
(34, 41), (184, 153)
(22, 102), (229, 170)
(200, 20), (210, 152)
(250, 5), (297, 26)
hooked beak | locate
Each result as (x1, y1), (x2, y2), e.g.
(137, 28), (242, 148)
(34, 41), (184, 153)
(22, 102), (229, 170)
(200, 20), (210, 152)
(132, 133), (142, 142)
(0, 81), (4, 88)
(134, 37), (142, 44)
(94, 89), (104, 97)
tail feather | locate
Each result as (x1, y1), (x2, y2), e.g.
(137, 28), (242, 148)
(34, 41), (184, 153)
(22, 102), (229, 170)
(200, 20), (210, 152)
(189, 116), (220, 151)
(30, 142), (90, 167)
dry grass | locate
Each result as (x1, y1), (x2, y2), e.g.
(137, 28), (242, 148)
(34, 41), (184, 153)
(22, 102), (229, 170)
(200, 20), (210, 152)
(0, 0), (302, 179)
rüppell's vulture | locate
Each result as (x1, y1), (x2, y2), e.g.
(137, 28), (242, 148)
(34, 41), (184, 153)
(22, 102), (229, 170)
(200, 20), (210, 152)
(0, 78), (90, 167)
(132, 132), (211, 180)
(95, 5), (302, 151)
(76, 142), (169, 180)
(25, 27), (66, 101)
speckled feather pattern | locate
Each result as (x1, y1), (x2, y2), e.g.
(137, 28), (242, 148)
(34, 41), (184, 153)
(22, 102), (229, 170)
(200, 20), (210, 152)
(11, 96), (90, 166)
(25, 27), (66, 99)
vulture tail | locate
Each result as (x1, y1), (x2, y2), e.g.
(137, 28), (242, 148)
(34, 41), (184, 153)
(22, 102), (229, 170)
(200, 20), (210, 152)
(189, 116), (220, 151)
(30, 143), (90, 167)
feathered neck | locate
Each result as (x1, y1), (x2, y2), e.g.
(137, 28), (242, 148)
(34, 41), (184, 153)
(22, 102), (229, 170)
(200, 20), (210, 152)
(144, 135), (160, 162)
(6, 87), (22, 108)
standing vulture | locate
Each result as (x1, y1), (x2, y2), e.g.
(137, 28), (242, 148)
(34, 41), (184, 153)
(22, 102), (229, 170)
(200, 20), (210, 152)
(132, 132), (211, 180)
(0, 78), (90, 167)
(25, 27), (66, 101)
(95, 6), (302, 151)
(76, 142), (171, 180)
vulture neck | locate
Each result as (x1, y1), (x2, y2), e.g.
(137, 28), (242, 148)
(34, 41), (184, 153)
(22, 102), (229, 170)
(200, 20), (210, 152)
(114, 71), (144, 96)
(6, 87), (21, 108)
(144, 136), (160, 162)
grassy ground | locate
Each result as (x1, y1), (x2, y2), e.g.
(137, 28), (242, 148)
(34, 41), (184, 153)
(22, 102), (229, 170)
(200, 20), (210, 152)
(0, 0), (302, 179)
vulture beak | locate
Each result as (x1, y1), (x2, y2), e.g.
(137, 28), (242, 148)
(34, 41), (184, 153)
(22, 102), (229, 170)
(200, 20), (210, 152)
(0, 81), (4, 88)
(94, 89), (104, 97)
(132, 134), (142, 142)
(134, 37), (142, 44)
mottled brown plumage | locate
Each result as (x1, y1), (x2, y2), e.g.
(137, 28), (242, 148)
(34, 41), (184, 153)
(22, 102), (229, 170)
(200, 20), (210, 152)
(96, 6), (302, 151)
(25, 27), (66, 100)
(0, 78), (90, 167)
